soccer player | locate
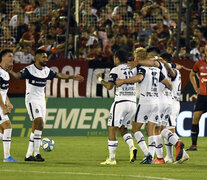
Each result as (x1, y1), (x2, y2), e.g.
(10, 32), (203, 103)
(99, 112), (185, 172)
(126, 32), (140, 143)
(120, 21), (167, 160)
(9, 49), (84, 161)
(0, 49), (18, 162)
(187, 45), (207, 151)
(116, 47), (172, 164)
(98, 49), (137, 165)
(127, 49), (189, 164)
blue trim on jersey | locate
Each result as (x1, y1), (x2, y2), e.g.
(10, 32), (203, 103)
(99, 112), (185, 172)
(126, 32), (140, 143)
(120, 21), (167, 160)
(171, 70), (177, 81)
(159, 71), (165, 82)
(108, 73), (118, 84)
(29, 103), (34, 119)
(20, 67), (57, 87)
(112, 100), (136, 126)
(134, 104), (141, 123)
(0, 77), (9, 90)
(168, 117), (172, 126)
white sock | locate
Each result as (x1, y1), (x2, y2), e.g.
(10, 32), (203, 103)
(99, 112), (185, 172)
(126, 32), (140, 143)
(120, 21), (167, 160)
(0, 133), (3, 140)
(26, 133), (34, 158)
(161, 129), (178, 146)
(155, 135), (163, 158)
(148, 136), (156, 158)
(164, 138), (173, 159)
(108, 140), (118, 161)
(134, 131), (149, 155)
(173, 133), (180, 141)
(34, 130), (42, 156)
(3, 129), (12, 159)
(123, 133), (134, 151)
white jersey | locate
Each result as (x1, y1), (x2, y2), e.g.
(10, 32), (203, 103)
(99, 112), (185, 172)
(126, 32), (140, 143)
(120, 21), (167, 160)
(172, 68), (181, 101)
(20, 64), (57, 100)
(138, 66), (165, 104)
(109, 64), (137, 102)
(0, 67), (10, 123)
(0, 67), (9, 109)
(158, 62), (172, 102)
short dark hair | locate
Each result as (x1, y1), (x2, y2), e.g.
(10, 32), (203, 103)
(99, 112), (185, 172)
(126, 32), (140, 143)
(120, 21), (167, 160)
(35, 49), (47, 56)
(0, 49), (13, 63)
(114, 49), (129, 63)
(146, 46), (160, 54)
(160, 52), (172, 63)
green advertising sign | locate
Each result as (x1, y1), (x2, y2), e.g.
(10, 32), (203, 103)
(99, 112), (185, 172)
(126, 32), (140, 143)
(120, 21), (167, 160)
(10, 98), (115, 137)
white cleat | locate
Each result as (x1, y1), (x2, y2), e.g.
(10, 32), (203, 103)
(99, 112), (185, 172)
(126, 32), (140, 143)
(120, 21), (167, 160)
(164, 156), (174, 163)
(173, 151), (189, 164)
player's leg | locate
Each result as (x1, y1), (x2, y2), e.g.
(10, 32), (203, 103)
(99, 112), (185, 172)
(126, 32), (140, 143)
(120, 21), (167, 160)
(25, 100), (45, 161)
(25, 121), (35, 161)
(146, 121), (156, 162)
(33, 117), (44, 161)
(187, 111), (202, 151)
(119, 125), (137, 162)
(0, 126), (3, 140)
(154, 125), (165, 164)
(161, 128), (189, 163)
(100, 126), (118, 165)
(1, 120), (17, 162)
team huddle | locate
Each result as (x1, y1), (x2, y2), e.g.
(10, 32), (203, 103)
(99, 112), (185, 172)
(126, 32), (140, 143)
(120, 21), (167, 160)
(97, 47), (189, 165)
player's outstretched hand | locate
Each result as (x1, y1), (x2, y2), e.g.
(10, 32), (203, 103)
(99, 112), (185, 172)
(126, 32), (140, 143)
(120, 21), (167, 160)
(127, 61), (139, 70)
(116, 78), (124, 87)
(3, 107), (11, 115)
(7, 102), (13, 111)
(96, 72), (103, 78)
(73, 74), (84, 82)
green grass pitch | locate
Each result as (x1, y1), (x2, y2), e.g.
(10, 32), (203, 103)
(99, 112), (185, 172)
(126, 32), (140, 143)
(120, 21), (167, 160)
(0, 136), (207, 180)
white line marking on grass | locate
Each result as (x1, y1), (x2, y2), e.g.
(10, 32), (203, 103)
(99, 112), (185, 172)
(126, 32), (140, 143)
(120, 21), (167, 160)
(0, 169), (179, 180)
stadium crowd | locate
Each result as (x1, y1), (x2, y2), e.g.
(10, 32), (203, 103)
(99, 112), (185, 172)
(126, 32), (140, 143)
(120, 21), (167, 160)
(0, 0), (207, 63)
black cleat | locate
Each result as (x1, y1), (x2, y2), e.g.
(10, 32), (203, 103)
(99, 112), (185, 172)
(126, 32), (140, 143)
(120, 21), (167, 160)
(25, 156), (36, 161)
(186, 145), (197, 151)
(35, 154), (45, 162)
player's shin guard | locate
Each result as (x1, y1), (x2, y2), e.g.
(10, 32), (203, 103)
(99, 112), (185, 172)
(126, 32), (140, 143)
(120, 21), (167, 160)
(148, 136), (155, 159)
(155, 135), (163, 158)
(164, 138), (173, 159)
(191, 124), (199, 145)
(34, 130), (42, 156)
(134, 131), (149, 155)
(26, 132), (34, 158)
(161, 129), (178, 146)
(123, 133), (134, 151)
(3, 128), (12, 159)
(108, 140), (118, 161)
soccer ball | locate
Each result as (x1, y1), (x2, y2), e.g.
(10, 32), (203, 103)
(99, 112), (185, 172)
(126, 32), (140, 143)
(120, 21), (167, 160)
(40, 137), (55, 152)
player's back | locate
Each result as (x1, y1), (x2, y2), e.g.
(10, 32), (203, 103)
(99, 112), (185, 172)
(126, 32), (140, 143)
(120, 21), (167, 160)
(110, 64), (137, 102)
(138, 66), (160, 104)
(172, 68), (181, 101)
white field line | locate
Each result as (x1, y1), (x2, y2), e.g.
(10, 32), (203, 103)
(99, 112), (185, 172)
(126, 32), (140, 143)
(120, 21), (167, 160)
(0, 169), (179, 180)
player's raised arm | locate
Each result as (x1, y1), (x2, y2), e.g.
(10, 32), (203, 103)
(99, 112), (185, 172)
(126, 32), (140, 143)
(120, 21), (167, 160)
(56, 73), (84, 82)
(97, 72), (114, 90)
(8, 69), (22, 79)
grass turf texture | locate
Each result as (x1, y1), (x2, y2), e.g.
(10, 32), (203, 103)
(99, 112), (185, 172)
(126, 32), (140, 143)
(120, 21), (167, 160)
(0, 136), (206, 180)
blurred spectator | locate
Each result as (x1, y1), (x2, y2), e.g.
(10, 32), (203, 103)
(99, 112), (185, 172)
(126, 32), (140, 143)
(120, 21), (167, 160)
(14, 44), (34, 64)
(190, 40), (202, 62)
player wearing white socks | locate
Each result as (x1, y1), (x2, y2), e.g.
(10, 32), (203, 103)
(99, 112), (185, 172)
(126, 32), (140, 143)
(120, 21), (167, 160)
(9, 49), (84, 161)
(98, 49), (137, 165)
(0, 49), (17, 162)
(116, 48), (172, 164)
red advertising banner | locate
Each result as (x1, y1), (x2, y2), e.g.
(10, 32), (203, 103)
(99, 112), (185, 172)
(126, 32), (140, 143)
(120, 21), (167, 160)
(9, 60), (89, 97)
(9, 59), (196, 100)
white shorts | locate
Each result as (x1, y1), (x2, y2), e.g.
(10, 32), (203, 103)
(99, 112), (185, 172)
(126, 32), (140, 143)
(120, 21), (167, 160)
(108, 100), (136, 128)
(167, 100), (180, 128)
(159, 102), (172, 127)
(25, 99), (46, 122)
(0, 112), (9, 125)
(134, 103), (160, 124)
